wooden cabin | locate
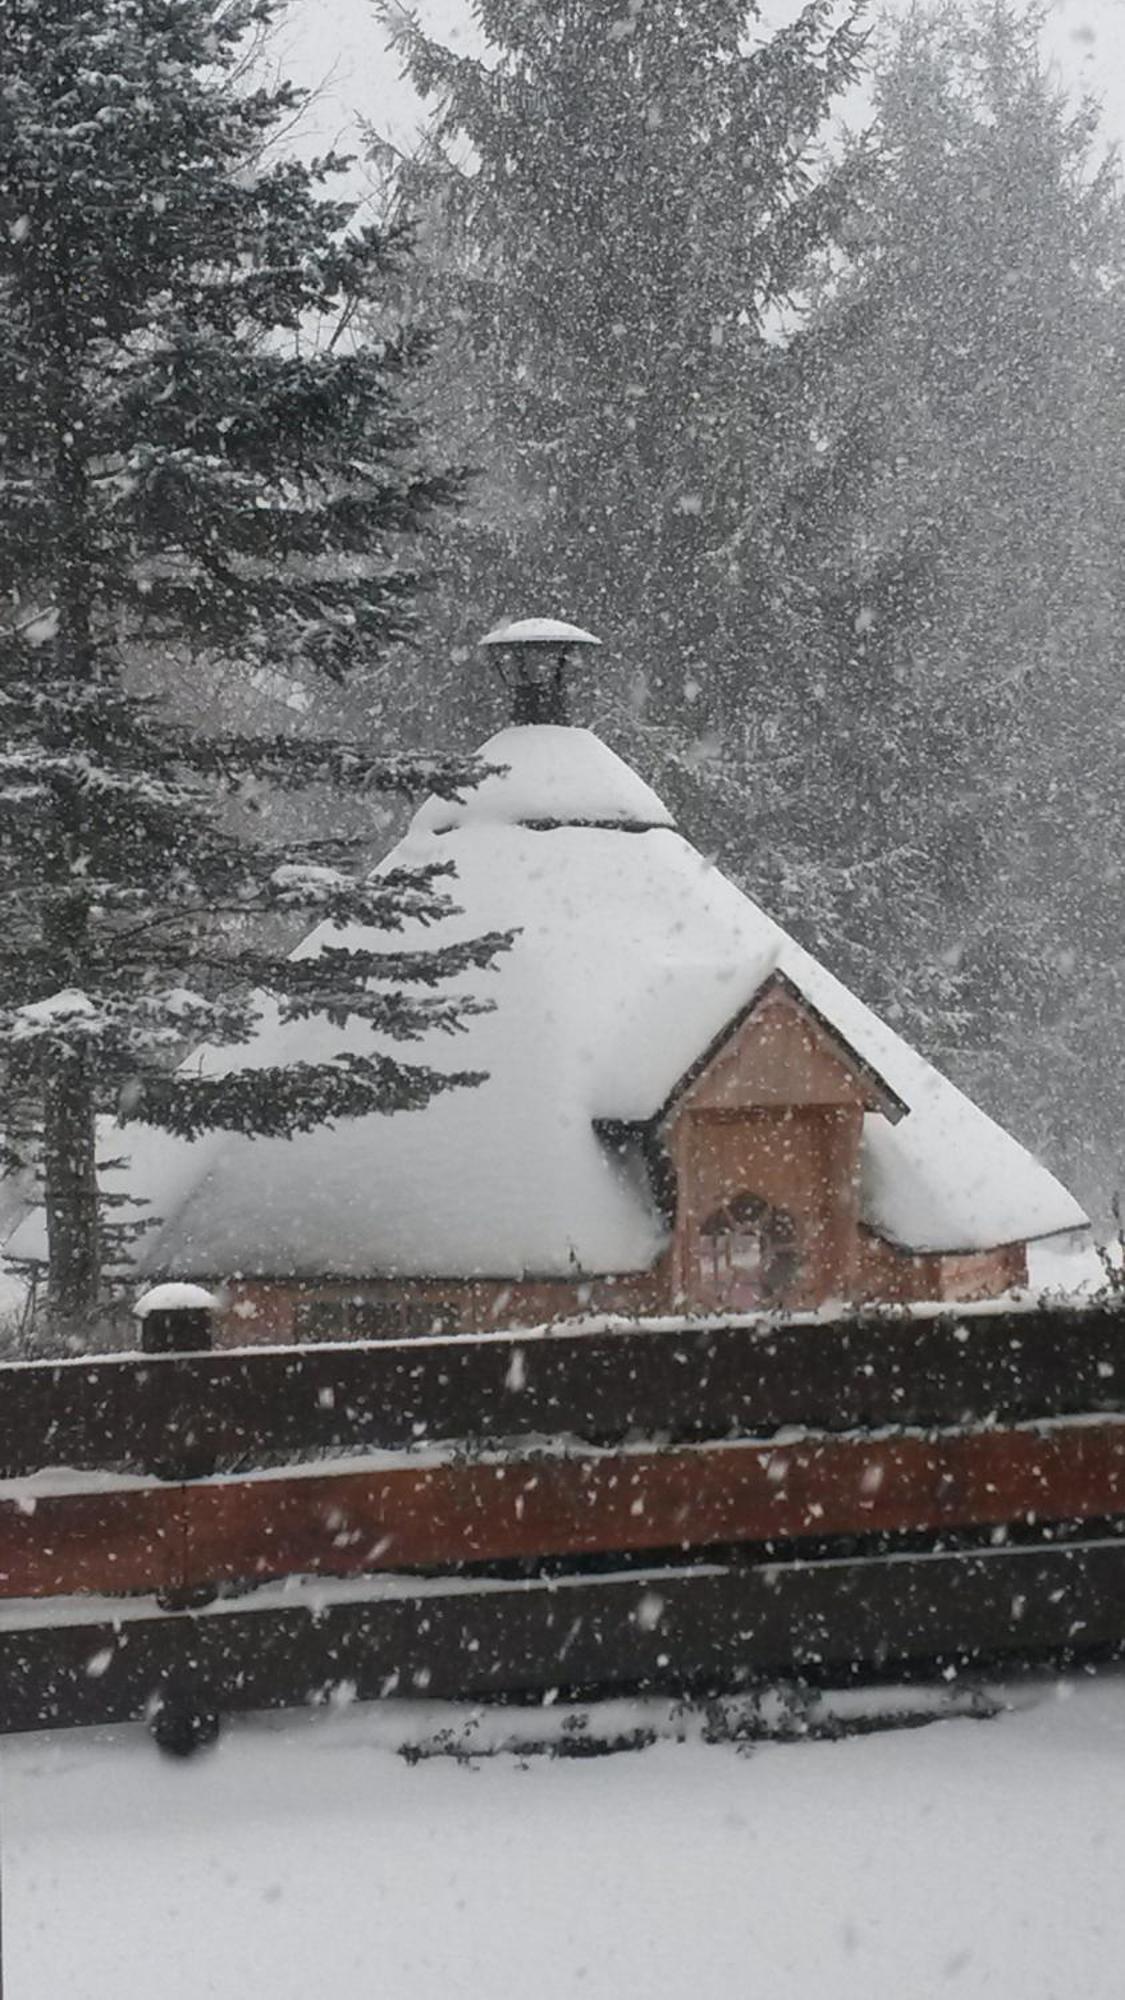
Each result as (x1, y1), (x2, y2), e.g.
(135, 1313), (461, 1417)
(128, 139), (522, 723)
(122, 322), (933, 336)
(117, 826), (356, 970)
(7, 621), (1088, 1342)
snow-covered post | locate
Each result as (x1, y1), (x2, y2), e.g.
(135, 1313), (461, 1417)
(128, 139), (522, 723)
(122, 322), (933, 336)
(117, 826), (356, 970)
(133, 1283), (221, 1356)
(134, 1284), (222, 1666)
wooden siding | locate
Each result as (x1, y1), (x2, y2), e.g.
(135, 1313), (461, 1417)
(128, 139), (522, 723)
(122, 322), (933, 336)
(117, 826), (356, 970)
(222, 1266), (673, 1345)
(672, 984), (883, 1115)
(663, 1103), (863, 1308)
(856, 1231), (1028, 1306)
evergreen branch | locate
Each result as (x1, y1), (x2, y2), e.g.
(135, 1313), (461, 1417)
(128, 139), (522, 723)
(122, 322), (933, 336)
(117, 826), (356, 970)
(134, 934), (516, 991)
(125, 1051), (486, 1141)
(179, 737), (504, 799)
(274, 990), (493, 1033)
(0, 931), (514, 1006)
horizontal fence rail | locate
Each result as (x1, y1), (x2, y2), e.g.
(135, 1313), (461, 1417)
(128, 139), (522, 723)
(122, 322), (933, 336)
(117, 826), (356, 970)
(6, 1539), (1125, 1736)
(5, 1416), (1125, 1601)
(0, 1301), (1123, 1479)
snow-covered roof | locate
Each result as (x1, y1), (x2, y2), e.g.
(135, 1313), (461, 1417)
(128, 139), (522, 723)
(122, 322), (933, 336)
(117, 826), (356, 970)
(6, 724), (1086, 1281)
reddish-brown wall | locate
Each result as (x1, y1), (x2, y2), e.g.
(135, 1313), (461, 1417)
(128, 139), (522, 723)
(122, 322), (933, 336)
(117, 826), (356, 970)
(855, 1230), (1027, 1307)
(662, 1104), (864, 1311)
(220, 1230), (1028, 1345)
(681, 985), (885, 1116)
(222, 1263), (675, 1345)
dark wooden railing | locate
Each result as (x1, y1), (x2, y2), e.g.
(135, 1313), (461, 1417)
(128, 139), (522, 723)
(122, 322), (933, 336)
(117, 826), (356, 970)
(1, 1300), (1123, 1477)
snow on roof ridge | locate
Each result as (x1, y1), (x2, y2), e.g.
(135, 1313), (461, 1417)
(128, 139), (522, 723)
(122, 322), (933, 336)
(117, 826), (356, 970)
(410, 724), (674, 837)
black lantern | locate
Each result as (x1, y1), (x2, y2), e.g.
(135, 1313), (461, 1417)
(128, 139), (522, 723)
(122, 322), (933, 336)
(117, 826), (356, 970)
(480, 616), (601, 725)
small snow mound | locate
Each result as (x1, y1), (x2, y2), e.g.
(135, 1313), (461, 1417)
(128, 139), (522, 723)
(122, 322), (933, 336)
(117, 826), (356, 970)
(479, 617), (601, 649)
(133, 1282), (221, 1319)
(11, 989), (102, 1042)
(15, 988), (97, 1025)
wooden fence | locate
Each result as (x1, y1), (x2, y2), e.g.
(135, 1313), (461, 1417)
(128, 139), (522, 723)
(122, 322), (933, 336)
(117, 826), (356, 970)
(3, 1301), (1125, 1736)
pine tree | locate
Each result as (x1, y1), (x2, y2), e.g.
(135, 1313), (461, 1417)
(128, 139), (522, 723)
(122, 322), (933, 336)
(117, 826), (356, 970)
(0, 0), (505, 1327)
(377, 0), (869, 750)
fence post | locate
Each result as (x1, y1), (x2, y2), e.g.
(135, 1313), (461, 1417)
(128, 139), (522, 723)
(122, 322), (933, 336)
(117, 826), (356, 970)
(133, 1285), (223, 1655)
(133, 1283), (219, 1358)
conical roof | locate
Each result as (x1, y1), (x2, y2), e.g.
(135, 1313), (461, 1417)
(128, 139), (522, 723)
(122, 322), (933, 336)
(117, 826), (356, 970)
(9, 725), (1087, 1281)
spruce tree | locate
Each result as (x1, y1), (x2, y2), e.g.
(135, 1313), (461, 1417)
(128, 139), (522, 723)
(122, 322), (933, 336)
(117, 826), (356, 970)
(0, 0), (505, 1327)
(378, 0), (869, 755)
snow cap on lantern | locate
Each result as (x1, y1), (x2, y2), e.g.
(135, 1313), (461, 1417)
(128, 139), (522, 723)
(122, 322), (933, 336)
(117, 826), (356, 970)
(479, 616), (601, 725)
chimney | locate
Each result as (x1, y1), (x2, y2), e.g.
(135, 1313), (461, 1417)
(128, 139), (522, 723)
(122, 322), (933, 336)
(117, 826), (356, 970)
(479, 617), (601, 725)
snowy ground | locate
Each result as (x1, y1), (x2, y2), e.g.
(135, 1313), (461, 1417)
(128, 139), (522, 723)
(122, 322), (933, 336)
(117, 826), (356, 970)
(6, 1670), (1125, 1999)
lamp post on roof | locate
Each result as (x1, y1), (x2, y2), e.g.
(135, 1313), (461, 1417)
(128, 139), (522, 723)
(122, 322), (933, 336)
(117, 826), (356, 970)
(479, 616), (601, 726)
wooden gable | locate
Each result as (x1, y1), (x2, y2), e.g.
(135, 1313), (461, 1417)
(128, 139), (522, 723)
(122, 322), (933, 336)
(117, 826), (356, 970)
(665, 973), (906, 1121)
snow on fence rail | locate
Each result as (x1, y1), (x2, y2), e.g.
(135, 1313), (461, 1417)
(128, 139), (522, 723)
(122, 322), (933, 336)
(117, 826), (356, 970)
(2, 1300), (1125, 1737)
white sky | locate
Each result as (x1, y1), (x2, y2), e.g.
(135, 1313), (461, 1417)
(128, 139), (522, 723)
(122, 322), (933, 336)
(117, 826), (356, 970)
(273, 0), (1125, 194)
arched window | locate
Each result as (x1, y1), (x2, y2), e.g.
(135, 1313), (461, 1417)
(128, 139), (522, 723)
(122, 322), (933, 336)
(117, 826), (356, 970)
(695, 1194), (801, 1309)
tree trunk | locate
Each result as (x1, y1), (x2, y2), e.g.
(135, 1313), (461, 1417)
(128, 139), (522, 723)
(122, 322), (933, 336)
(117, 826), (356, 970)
(42, 1052), (101, 1332)
(41, 287), (101, 1332)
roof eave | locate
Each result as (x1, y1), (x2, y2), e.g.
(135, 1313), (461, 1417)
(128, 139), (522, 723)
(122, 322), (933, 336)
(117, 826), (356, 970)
(858, 1215), (1092, 1259)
